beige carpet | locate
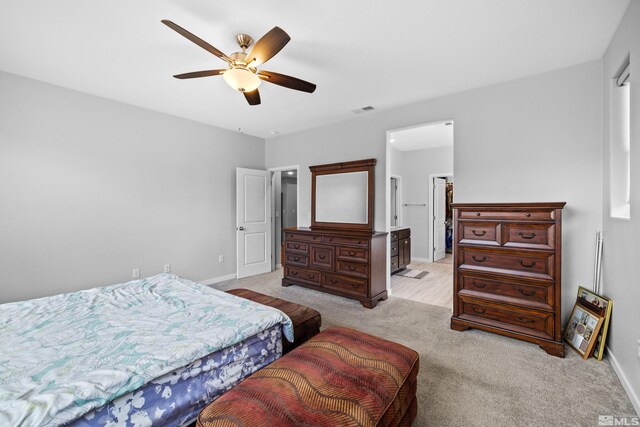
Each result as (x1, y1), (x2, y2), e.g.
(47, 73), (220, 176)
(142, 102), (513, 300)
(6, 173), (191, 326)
(213, 269), (636, 426)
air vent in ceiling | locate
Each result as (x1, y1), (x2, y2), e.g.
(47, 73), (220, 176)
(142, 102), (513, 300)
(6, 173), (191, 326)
(351, 106), (375, 114)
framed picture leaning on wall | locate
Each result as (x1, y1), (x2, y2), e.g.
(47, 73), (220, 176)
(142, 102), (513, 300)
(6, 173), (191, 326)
(577, 286), (613, 361)
(563, 303), (605, 359)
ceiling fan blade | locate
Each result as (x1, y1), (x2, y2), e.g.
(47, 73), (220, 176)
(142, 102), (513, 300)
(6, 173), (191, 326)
(245, 27), (290, 67)
(162, 20), (231, 63)
(243, 89), (261, 105)
(258, 71), (316, 93)
(173, 69), (226, 79)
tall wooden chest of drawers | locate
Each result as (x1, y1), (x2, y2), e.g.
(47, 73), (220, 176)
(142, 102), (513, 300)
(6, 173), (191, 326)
(282, 227), (388, 308)
(450, 202), (566, 357)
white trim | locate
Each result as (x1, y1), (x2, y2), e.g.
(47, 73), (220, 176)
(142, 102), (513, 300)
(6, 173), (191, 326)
(275, 264), (282, 269)
(428, 172), (453, 262)
(268, 164), (300, 272)
(200, 273), (237, 286)
(411, 257), (430, 263)
(607, 346), (640, 416)
(390, 173), (403, 228)
(385, 130), (392, 294)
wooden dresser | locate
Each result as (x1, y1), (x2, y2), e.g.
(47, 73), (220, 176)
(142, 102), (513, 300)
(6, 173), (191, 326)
(282, 228), (388, 308)
(450, 202), (566, 357)
(391, 227), (411, 274)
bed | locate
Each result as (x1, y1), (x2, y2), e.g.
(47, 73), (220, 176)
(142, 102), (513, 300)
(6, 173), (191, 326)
(0, 273), (293, 427)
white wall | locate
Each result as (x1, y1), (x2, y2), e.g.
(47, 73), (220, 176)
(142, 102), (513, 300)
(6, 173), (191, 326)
(0, 71), (264, 303)
(266, 60), (603, 324)
(400, 146), (453, 259)
(601, 1), (640, 414)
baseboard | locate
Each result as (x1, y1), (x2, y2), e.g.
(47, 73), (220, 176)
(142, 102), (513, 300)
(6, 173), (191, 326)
(607, 346), (640, 416)
(411, 257), (430, 263)
(275, 264), (282, 269)
(200, 273), (237, 286)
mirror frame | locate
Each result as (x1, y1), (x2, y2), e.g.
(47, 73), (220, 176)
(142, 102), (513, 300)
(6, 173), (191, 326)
(310, 158), (376, 231)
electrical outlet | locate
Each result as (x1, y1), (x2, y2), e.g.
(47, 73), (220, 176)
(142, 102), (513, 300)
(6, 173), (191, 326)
(132, 268), (140, 279)
(164, 264), (171, 273)
(219, 255), (224, 263)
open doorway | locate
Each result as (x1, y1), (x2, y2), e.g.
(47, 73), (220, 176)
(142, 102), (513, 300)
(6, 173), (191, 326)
(271, 168), (298, 270)
(387, 120), (454, 309)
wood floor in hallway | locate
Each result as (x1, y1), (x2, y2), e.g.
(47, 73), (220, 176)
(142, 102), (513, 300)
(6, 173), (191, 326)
(391, 254), (454, 310)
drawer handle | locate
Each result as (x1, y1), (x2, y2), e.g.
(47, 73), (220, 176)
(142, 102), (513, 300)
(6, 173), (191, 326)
(293, 244), (301, 249)
(473, 282), (487, 288)
(476, 212), (481, 216)
(525, 213), (532, 217)
(472, 307), (486, 314)
(291, 271), (298, 276)
(472, 256), (487, 263)
(348, 250), (356, 256)
(326, 238), (333, 242)
(348, 266), (357, 271)
(293, 257), (301, 262)
(351, 283), (359, 289)
(329, 279), (338, 284)
(404, 241), (408, 245)
(307, 274), (315, 279)
(516, 316), (535, 323)
(518, 232), (536, 239)
(519, 289), (536, 296)
(318, 254), (326, 260)
(520, 260), (536, 268)
(472, 230), (487, 237)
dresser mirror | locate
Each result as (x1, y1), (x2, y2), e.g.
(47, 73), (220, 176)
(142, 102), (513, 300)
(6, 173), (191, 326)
(310, 159), (375, 231)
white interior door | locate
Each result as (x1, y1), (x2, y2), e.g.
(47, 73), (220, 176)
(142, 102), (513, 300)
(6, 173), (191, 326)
(433, 178), (447, 262)
(236, 168), (272, 279)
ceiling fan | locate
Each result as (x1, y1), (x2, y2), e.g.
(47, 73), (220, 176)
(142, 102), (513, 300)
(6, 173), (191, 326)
(162, 20), (316, 105)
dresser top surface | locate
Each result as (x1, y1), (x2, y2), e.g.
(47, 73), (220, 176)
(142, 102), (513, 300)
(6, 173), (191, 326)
(451, 202), (566, 209)
(285, 227), (388, 237)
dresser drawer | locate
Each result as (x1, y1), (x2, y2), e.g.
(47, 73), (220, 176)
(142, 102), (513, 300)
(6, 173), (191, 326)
(285, 232), (322, 243)
(458, 221), (501, 246)
(458, 273), (553, 310)
(321, 235), (369, 247)
(285, 253), (308, 268)
(391, 231), (399, 242)
(310, 245), (334, 271)
(336, 246), (368, 263)
(398, 228), (411, 239)
(391, 241), (399, 257)
(503, 223), (556, 250)
(285, 266), (320, 285)
(460, 300), (554, 340)
(458, 210), (554, 221)
(322, 273), (367, 297)
(286, 241), (309, 254)
(459, 248), (555, 281)
(336, 260), (368, 278)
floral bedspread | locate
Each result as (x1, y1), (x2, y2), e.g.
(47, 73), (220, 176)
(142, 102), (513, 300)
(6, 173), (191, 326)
(0, 273), (293, 427)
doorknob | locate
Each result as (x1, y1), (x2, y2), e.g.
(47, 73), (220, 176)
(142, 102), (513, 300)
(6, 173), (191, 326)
(237, 226), (245, 231)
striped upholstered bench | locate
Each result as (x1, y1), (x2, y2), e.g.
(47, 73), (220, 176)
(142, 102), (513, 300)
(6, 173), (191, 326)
(226, 288), (321, 354)
(197, 327), (419, 427)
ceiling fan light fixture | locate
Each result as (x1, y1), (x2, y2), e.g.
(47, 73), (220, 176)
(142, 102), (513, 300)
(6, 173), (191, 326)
(223, 68), (261, 92)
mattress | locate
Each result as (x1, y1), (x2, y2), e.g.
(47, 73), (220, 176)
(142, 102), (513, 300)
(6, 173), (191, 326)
(0, 274), (293, 426)
(71, 324), (283, 427)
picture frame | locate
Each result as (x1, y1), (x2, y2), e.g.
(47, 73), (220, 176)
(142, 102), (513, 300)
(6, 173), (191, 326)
(577, 286), (613, 361)
(563, 303), (604, 359)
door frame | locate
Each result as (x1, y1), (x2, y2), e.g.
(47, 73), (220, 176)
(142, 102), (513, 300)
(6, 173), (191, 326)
(268, 165), (300, 270)
(428, 173), (453, 262)
(390, 174), (403, 228)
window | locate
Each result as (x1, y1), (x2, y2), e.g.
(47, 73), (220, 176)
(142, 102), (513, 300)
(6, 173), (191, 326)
(610, 61), (630, 219)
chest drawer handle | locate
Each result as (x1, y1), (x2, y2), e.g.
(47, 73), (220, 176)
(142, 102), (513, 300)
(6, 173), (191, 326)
(473, 282), (487, 288)
(516, 316), (535, 323)
(472, 230), (487, 237)
(472, 307), (486, 314)
(293, 257), (301, 262)
(293, 244), (301, 249)
(348, 250), (356, 256)
(518, 232), (536, 239)
(329, 279), (338, 284)
(472, 256), (487, 263)
(348, 266), (357, 271)
(326, 237), (333, 242)
(307, 274), (315, 279)
(318, 254), (326, 260)
(525, 213), (532, 217)
(519, 289), (536, 296)
(351, 283), (360, 289)
(520, 260), (536, 268)
(291, 271), (298, 276)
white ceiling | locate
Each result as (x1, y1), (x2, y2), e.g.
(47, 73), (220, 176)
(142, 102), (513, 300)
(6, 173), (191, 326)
(0, 0), (629, 139)
(390, 121), (453, 152)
